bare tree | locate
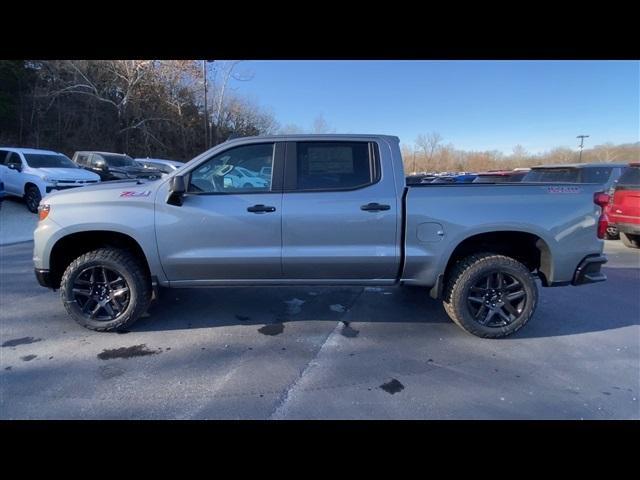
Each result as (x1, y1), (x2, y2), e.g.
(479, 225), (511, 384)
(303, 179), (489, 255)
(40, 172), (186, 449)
(415, 132), (443, 163)
(312, 114), (334, 134)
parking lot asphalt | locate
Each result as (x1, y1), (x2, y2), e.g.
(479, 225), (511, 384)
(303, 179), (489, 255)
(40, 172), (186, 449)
(0, 197), (38, 245)
(1, 240), (638, 419)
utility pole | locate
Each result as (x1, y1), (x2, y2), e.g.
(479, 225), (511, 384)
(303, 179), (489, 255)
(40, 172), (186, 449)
(577, 134), (589, 163)
(202, 60), (208, 149)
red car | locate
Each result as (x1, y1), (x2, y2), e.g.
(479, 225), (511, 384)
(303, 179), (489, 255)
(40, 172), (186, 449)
(607, 163), (640, 249)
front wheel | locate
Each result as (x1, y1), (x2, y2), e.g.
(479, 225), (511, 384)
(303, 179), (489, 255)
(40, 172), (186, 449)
(60, 248), (152, 332)
(442, 253), (538, 338)
(24, 185), (42, 213)
(620, 232), (640, 249)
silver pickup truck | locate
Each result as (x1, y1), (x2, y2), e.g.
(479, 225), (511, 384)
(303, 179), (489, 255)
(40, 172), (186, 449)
(33, 134), (608, 338)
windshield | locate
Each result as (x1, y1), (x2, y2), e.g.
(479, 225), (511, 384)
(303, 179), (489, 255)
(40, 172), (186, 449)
(24, 153), (77, 169)
(523, 168), (580, 183)
(618, 166), (640, 187)
(102, 155), (136, 167)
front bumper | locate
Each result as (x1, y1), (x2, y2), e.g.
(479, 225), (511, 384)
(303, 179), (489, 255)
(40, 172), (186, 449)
(34, 268), (53, 289)
(572, 254), (607, 286)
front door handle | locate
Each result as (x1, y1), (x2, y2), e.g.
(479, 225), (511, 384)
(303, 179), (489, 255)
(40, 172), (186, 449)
(247, 204), (276, 213)
(361, 202), (391, 212)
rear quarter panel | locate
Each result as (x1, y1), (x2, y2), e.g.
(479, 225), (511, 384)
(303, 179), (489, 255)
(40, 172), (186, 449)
(403, 183), (605, 286)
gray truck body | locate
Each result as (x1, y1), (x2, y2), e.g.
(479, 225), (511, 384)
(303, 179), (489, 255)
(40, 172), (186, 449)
(33, 134), (606, 294)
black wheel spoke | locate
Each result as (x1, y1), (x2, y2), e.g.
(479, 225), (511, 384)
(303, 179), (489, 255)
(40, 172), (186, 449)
(82, 298), (96, 313)
(503, 300), (519, 316)
(72, 265), (130, 323)
(103, 302), (115, 317)
(506, 290), (525, 302)
(496, 308), (511, 323)
(111, 287), (129, 297)
(89, 303), (101, 319)
(482, 308), (497, 325)
(475, 304), (488, 320)
(110, 296), (123, 312)
(467, 270), (528, 329)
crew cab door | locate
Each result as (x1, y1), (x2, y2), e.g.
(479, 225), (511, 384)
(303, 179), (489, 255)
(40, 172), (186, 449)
(281, 140), (400, 281)
(1, 152), (25, 195)
(155, 142), (284, 283)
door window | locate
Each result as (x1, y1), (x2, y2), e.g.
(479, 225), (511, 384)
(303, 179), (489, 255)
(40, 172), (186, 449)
(292, 142), (378, 191)
(188, 143), (275, 194)
(6, 152), (23, 169)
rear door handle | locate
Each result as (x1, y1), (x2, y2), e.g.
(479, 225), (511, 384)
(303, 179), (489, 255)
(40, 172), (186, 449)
(247, 204), (276, 213)
(361, 202), (391, 212)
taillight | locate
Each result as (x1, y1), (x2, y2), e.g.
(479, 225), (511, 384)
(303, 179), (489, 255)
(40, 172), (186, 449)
(38, 204), (50, 221)
(597, 213), (609, 239)
(594, 192), (610, 208)
(594, 192), (609, 239)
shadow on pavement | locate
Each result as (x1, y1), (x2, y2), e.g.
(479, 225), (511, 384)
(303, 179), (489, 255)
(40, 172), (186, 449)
(132, 266), (639, 339)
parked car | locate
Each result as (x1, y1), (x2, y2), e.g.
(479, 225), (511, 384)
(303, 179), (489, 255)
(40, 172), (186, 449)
(473, 170), (528, 183)
(259, 166), (272, 180)
(34, 134), (607, 338)
(72, 151), (163, 181)
(135, 158), (184, 176)
(522, 163), (626, 190)
(606, 163), (640, 249)
(226, 166), (270, 188)
(0, 147), (101, 213)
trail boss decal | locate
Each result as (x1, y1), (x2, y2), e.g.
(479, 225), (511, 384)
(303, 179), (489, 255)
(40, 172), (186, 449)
(546, 186), (582, 194)
(120, 190), (152, 197)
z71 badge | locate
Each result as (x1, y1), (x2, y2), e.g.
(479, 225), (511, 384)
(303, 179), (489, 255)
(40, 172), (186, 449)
(546, 186), (582, 194)
(120, 190), (152, 197)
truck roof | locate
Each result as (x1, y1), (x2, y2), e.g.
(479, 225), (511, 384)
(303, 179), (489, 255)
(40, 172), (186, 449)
(223, 134), (401, 143)
(74, 151), (131, 156)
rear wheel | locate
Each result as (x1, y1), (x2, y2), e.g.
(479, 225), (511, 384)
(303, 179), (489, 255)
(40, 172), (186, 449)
(443, 253), (538, 338)
(24, 185), (41, 213)
(620, 232), (640, 249)
(60, 248), (151, 332)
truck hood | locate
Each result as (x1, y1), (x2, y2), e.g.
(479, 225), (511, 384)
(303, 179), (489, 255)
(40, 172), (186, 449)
(110, 165), (162, 178)
(44, 178), (161, 202)
(35, 167), (100, 181)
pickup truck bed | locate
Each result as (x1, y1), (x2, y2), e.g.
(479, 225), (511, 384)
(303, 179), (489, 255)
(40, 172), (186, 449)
(33, 134), (607, 338)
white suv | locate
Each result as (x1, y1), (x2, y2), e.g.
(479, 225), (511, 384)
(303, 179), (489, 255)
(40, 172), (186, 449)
(0, 147), (101, 213)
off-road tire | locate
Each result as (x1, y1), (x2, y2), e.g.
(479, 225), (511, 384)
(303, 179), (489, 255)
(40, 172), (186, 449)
(60, 248), (151, 332)
(620, 232), (640, 249)
(24, 185), (41, 213)
(442, 253), (538, 338)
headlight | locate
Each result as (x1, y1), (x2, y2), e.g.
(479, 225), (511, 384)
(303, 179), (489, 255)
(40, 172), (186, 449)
(38, 204), (50, 221)
(42, 176), (58, 185)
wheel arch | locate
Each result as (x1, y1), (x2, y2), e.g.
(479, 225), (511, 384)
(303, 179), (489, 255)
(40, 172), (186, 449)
(441, 230), (554, 289)
(48, 230), (151, 289)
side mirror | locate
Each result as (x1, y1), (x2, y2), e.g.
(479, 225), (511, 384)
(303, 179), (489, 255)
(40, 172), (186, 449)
(167, 174), (187, 206)
(94, 160), (107, 170)
(8, 163), (22, 172)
